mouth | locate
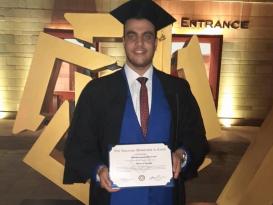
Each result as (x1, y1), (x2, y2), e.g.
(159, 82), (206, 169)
(134, 49), (146, 54)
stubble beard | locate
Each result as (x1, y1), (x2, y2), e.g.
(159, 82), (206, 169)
(125, 52), (155, 74)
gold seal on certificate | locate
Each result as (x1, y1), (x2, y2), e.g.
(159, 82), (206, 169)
(109, 143), (173, 188)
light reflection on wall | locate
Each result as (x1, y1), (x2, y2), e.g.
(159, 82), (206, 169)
(0, 69), (7, 119)
(0, 112), (8, 119)
(0, 96), (7, 119)
(218, 85), (234, 127)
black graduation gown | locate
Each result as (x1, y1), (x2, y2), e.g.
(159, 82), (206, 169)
(63, 68), (209, 205)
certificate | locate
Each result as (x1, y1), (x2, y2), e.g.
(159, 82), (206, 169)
(109, 143), (173, 188)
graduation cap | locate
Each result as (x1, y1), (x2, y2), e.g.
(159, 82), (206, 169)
(110, 0), (176, 31)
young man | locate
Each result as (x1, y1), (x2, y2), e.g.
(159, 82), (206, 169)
(63, 1), (209, 205)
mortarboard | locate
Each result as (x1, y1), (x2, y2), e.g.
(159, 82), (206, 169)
(110, 0), (176, 31)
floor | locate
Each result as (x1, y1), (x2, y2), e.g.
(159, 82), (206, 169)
(0, 119), (259, 205)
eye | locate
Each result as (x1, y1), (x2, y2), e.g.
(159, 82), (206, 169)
(143, 33), (155, 41)
(126, 33), (137, 41)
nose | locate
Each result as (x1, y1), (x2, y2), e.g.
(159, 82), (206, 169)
(135, 36), (144, 46)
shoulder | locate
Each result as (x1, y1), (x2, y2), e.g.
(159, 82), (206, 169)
(154, 68), (190, 93)
(81, 69), (125, 96)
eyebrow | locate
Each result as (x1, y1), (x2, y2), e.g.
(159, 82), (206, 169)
(125, 31), (155, 36)
(125, 31), (137, 35)
(143, 31), (155, 36)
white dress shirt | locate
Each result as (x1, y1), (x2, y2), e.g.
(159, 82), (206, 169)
(124, 64), (153, 124)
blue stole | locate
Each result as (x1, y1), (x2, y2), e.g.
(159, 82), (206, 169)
(110, 72), (173, 205)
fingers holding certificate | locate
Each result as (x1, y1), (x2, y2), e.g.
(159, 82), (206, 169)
(109, 143), (173, 188)
(97, 166), (120, 192)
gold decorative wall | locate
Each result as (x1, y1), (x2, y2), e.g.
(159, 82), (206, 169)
(2, 0), (272, 205)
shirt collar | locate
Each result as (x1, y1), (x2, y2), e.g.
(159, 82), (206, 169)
(124, 64), (153, 86)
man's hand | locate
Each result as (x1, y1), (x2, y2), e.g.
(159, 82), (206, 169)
(98, 166), (120, 192)
(172, 149), (185, 179)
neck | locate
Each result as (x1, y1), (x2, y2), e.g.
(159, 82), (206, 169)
(126, 62), (152, 76)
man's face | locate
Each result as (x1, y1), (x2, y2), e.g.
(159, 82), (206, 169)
(123, 18), (157, 75)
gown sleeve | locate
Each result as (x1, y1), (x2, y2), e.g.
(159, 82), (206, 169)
(177, 80), (209, 180)
(63, 80), (104, 183)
